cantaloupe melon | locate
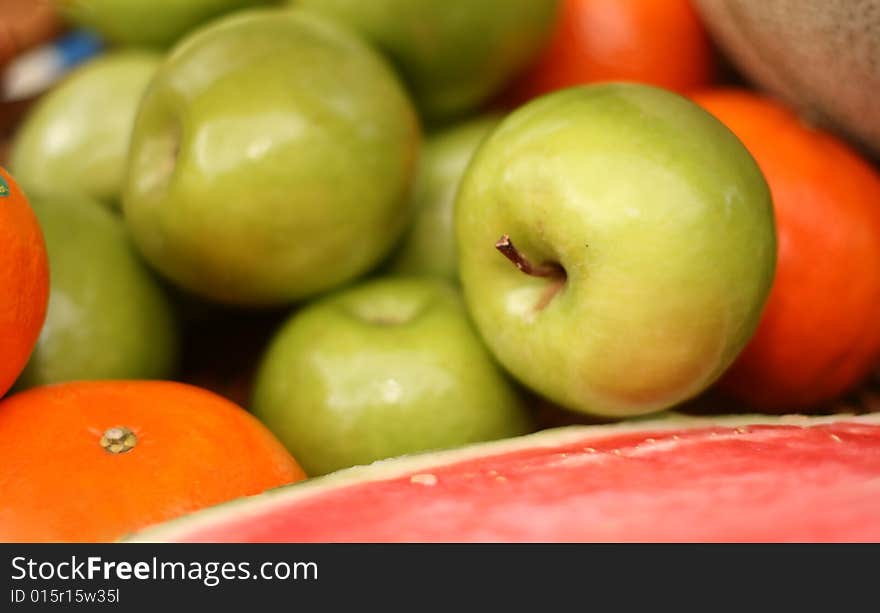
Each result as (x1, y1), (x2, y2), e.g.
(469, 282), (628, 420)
(695, 0), (880, 157)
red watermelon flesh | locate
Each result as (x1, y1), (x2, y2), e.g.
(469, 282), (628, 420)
(129, 415), (880, 542)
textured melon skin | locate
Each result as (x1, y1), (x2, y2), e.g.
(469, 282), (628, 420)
(128, 414), (880, 543)
(694, 0), (880, 158)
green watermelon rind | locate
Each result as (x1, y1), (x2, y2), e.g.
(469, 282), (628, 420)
(124, 411), (880, 542)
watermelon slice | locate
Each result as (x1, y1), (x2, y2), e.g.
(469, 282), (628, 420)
(128, 414), (880, 542)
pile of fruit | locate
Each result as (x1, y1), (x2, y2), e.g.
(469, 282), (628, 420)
(2, 0), (880, 543)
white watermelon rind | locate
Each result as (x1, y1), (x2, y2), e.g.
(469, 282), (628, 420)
(124, 411), (880, 542)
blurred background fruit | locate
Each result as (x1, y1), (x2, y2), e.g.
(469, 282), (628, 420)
(15, 193), (179, 389)
(0, 168), (48, 398)
(0, 381), (305, 542)
(123, 10), (421, 306)
(296, 0), (559, 123)
(0, 1), (70, 160)
(694, 89), (880, 412)
(0, 0), (63, 66)
(502, 0), (716, 106)
(10, 50), (160, 208)
(2, 29), (102, 108)
(57, 0), (274, 48)
(388, 114), (502, 280)
(252, 277), (533, 476)
(694, 0), (880, 158)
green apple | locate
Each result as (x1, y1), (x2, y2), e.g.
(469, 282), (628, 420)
(122, 10), (421, 306)
(15, 193), (179, 389)
(10, 51), (161, 209)
(251, 276), (533, 476)
(456, 83), (777, 418)
(388, 115), (501, 280)
(295, 0), (558, 122)
(58, 0), (274, 48)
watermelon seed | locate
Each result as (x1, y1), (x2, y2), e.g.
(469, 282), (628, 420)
(830, 434), (843, 443)
(100, 426), (137, 454)
(410, 473), (438, 486)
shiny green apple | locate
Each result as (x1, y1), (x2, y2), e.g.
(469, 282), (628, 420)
(58, 0), (273, 48)
(295, 0), (558, 122)
(10, 51), (160, 209)
(122, 10), (421, 306)
(16, 193), (179, 389)
(456, 83), (777, 418)
(389, 114), (501, 280)
(251, 276), (533, 476)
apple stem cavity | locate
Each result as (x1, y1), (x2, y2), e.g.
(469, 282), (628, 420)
(495, 234), (565, 279)
(495, 234), (566, 310)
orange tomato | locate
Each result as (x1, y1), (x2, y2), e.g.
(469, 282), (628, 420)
(693, 89), (880, 412)
(0, 166), (49, 398)
(0, 380), (306, 542)
(504, 0), (715, 104)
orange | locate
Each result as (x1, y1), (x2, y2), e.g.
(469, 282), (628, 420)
(503, 0), (715, 105)
(0, 380), (306, 542)
(0, 166), (49, 398)
(693, 89), (880, 412)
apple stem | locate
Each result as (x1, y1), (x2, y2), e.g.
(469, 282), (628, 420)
(495, 235), (565, 279)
